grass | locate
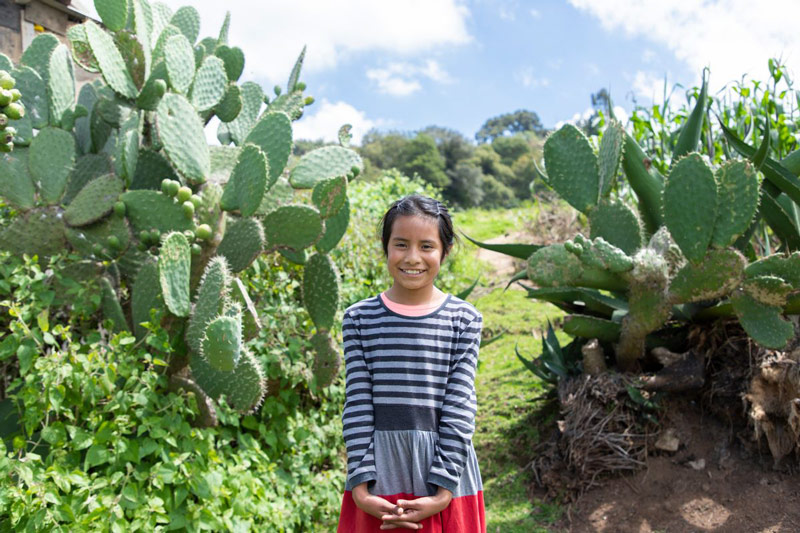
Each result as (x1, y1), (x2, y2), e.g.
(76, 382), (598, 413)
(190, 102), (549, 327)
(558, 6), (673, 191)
(453, 201), (541, 242)
(472, 288), (565, 532)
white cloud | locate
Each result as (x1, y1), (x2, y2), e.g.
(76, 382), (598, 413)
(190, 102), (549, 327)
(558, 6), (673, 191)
(529, 8), (541, 18)
(568, 0), (800, 90)
(293, 99), (380, 144)
(366, 60), (453, 96)
(631, 70), (667, 101)
(159, 1), (471, 86)
(499, 6), (516, 20)
(515, 67), (550, 88)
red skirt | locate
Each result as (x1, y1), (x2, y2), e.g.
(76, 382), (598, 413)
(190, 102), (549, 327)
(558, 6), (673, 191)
(337, 490), (486, 533)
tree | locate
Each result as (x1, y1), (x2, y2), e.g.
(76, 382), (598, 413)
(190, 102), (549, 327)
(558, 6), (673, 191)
(444, 161), (484, 207)
(399, 134), (450, 189)
(492, 135), (531, 167)
(359, 130), (411, 181)
(475, 110), (545, 143)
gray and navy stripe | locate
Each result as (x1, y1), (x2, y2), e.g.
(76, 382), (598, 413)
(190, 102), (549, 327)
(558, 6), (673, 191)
(342, 294), (482, 493)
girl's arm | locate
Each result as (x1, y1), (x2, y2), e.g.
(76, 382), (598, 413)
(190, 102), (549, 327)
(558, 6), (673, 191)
(426, 312), (483, 493)
(342, 310), (379, 490)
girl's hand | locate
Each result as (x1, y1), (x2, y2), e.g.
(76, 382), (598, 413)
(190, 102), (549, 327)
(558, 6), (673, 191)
(379, 487), (453, 529)
(352, 483), (420, 529)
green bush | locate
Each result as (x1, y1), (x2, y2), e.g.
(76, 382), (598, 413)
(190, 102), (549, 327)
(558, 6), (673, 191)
(0, 252), (345, 532)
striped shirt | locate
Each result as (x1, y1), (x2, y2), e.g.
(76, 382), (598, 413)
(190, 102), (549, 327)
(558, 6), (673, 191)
(342, 293), (483, 493)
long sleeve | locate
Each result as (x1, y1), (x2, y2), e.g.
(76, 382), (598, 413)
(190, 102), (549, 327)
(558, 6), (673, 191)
(341, 310), (378, 489)
(427, 313), (482, 493)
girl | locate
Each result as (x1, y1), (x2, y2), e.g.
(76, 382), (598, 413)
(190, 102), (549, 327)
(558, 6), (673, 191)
(337, 195), (486, 532)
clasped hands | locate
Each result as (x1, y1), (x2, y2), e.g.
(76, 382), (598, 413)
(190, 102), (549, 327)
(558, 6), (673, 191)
(352, 483), (452, 530)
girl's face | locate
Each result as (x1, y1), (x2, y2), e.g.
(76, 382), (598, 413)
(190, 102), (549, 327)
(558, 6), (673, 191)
(386, 215), (444, 295)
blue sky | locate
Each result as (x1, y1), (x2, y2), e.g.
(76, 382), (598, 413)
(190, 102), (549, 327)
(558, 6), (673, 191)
(162, 0), (800, 144)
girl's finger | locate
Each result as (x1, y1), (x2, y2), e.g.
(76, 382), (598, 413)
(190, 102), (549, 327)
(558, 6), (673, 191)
(380, 521), (422, 530)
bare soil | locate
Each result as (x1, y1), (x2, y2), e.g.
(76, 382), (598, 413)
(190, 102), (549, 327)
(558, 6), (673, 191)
(554, 398), (800, 533)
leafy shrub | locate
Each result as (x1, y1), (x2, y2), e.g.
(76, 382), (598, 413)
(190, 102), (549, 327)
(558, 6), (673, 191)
(0, 251), (345, 531)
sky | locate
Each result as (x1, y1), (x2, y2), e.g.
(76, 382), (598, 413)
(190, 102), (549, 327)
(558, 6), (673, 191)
(157, 0), (800, 145)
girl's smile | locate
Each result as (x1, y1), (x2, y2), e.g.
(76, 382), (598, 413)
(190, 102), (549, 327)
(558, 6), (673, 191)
(385, 215), (445, 305)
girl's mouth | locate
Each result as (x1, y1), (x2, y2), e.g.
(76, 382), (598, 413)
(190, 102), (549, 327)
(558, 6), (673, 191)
(400, 268), (425, 276)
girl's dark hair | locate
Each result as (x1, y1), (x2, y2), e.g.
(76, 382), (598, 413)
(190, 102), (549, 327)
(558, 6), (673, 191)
(379, 195), (457, 261)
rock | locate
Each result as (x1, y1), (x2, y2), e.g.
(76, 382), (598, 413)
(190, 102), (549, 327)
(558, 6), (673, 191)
(655, 428), (680, 452)
(688, 458), (706, 470)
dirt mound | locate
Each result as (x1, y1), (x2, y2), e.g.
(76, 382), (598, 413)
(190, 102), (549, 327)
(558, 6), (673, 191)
(559, 398), (800, 532)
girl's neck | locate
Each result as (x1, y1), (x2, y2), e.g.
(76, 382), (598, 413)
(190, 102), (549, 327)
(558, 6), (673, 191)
(384, 284), (445, 306)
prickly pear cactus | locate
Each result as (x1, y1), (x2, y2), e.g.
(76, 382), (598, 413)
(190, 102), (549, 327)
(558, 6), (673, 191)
(484, 112), (798, 375)
(0, 7), (357, 425)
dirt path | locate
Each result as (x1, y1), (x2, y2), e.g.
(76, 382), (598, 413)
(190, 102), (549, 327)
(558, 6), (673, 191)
(474, 231), (530, 287)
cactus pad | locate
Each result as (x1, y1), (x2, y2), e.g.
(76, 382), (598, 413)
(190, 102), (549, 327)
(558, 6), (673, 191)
(13, 66), (48, 131)
(256, 176), (294, 216)
(84, 21), (138, 99)
(21, 33), (59, 82)
(563, 314), (621, 342)
(187, 256), (231, 352)
(731, 291), (794, 349)
(169, 6), (200, 44)
(310, 329), (341, 388)
(303, 253), (340, 330)
(156, 93), (209, 183)
(743, 275), (793, 307)
(136, 61), (168, 111)
(189, 347), (265, 412)
(312, 175), (347, 219)
(130, 148), (179, 190)
(201, 315), (241, 372)
(46, 45), (76, 127)
(214, 45), (245, 81)
(289, 145), (363, 189)
(316, 197), (350, 253)
(744, 252), (800, 288)
(220, 144), (268, 216)
(164, 34), (195, 94)
(29, 126), (76, 204)
(542, 124), (600, 213)
(279, 248), (307, 265)
(287, 46), (306, 92)
(114, 30), (146, 89)
(588, 200), (643, 255)
(668, 248), (746, 303)
(245, 112), (292, 183)
(65, 213), (131, 259)
(663, 153), (717, 264)
(120, 190), (193, 234)
(64, 174), (123, 227)
(268, 93), (305, 121)
(100, 277), (128, 333)
(218, 81), (263, 145)
(231, 277), (261, 341)
(0, 149), (35, 209)
(216, 217), (265, 272)
(95, 0), (129, 32)
(264, 204), (322, 250)
(526, 243), (626, 291)
(158, 231), (192, 317)
(131, 259), (162, 339)
(598, 120), (624, 196)
(215, 83), (242, 122)
(0, 207), (66, 258)
(63, 153), (113, 204)
(711, 161), (760, 248)
(67, 24), (100, 74)
(190, 55), (227, 111)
